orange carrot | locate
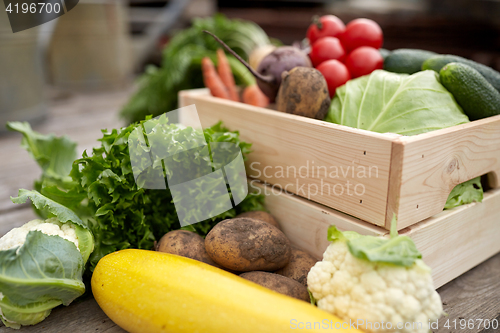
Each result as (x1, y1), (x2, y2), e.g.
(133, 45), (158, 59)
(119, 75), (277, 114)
(202, 57), (230, 99)
(242, 84), (270, 107)
(216, 49), (240, 102)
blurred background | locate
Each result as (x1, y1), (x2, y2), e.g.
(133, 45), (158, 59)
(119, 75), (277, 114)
(1, 0), (499, 130)
(139, 0), (500, 67)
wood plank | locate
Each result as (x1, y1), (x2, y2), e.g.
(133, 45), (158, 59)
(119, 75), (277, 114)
(384, 136), (405, 229)
(435, 254), (500, 333)
(393, 115), (500, 229)
(251, 181), (500, 288)
(180, 89), (395, 228)
(249, 181), (386, 259)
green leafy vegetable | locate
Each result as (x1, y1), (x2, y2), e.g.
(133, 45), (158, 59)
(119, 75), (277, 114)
(327, 225), (361, 242)
(11, 190), (85, 228)
(5, 122), (78, 216)
(5, 122), (76, 182)
(307, 289), (317, 306)
(444, 177), (483, 209)
(121, 14), (270, 123)
(8, 118), (265, 271)
(327, 217), (422, 267)
(0, 192), (94, 329)
(326, 70), (469, 135)
(0, 231), (85, 329)
(325, 69), (483, 208)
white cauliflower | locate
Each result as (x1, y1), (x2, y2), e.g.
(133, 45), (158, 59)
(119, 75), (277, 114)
(0, 218), (79, 252)
(308, 226), (443, 333)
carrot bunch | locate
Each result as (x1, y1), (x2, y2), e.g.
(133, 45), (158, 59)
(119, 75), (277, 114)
(202, 50), (269, 107)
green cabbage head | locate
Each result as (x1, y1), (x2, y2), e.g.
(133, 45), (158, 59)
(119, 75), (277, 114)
(0, 190), (93, 329)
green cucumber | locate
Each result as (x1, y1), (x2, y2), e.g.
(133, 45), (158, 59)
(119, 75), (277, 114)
(379, 48), (391, 61)
(383, 49), (437, 74)
(423, 55), (500, 92)
(440, 62), (500, 121)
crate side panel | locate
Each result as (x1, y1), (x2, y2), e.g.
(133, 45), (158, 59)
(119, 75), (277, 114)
(249, 182), (385, 259)
(399, 188), (500, 288)
(396, 116), (500, 229)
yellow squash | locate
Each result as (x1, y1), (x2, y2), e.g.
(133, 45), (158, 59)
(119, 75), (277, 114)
(92, 249), (362, 333)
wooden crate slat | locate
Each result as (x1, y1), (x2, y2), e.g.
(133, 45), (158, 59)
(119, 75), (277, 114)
(391, 115), (500, 229)
(248, 181), (386, 259)
(398, 188), (500, 288)
(252, 181), (500, 289)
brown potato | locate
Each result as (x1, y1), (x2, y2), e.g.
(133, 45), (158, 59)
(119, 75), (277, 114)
(156, 230), (219, 267)
(205, 218), (291, 272)
(275, 247), (318, 286)
(240, 271), (310, 302)
(276, 67), (331, 120)
(235, 211), (280, 230)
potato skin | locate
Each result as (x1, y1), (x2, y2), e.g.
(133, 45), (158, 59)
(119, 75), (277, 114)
(205, 218), (291, 272)
(156, 230), (219, 267)
(235, 211), (280, 230)
(240, 271), (310, 302)
(275, 247), (318, 286)
(276, 67), (331, 120)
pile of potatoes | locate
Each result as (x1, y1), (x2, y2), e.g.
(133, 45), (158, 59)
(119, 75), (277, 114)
(156, 211), (318, 302)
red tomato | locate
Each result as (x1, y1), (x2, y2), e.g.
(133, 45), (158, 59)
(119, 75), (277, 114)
(307, 15), (346, 44)
(344, 46), (383, 78)
(309, 37), (346, 67)
(340, 18), (383, 52)
(316, 60), (351, 97)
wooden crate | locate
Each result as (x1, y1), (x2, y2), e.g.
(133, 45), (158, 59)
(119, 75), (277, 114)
(251, 181), (500, 289)
(179, 88), (500, 230)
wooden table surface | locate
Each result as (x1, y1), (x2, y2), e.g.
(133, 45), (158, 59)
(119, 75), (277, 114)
(0, 91), (498, 333)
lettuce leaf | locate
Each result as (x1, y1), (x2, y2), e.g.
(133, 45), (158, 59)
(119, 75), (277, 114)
(5, 122), (76, 186)
(444, 177), (483, 209)
(11, 190), (86, 229)
(325, 69), (482, 208)
(327, 217), (422, 267)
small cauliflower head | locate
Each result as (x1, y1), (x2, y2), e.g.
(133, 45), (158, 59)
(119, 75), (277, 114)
(0, 216), (94, 329)
(0, 218), (79, 252)
(308, 227), (443, 333)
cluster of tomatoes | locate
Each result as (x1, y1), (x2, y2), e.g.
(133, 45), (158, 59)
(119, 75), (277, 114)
(307, 15), (384, 97)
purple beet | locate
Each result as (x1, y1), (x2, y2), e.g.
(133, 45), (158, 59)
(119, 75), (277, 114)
(203, 31), (312, 102)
